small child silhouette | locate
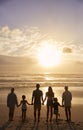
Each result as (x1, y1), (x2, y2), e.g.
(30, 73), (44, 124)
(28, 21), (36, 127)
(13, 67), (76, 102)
(53, 97), (62, 122)
(18, 95), (30, 122)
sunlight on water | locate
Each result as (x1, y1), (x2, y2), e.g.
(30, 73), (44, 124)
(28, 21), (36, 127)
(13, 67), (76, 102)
(0, 73), (83, 106)
(44, 76), (54, 80)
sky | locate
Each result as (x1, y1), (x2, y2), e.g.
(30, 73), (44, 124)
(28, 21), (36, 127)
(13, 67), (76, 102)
(0, 0), (83, 73)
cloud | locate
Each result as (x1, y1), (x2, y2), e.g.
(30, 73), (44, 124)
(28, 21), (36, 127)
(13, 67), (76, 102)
(75, 61), (83, 65)
(0, 26), (83, 59)
(0, 26), (46, 57)
(62, 47), (72, 53)
(0, 55), (37, 65)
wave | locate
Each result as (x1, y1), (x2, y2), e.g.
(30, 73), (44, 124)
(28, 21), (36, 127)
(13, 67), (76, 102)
(0, 73), (83, 88)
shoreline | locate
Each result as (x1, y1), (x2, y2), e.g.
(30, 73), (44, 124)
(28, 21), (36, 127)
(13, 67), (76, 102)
(0, 104), (83, 130)
(0, 86), (83, 129)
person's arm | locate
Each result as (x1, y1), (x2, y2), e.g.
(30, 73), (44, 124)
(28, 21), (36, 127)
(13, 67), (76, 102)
(62, 93), (64, 106)
(43, 92), (47, 103)
(52, 92), (54, 101)
(26, 100), (31, 105)
(7, 94), (9, 107)
(62, 98), (64, 106)
(53, 92), (54, 98)
(18, 101), (22, 107)
(43, 95), (46, 103)
(31, 92), (34, 105)
(71, 92), (72, 101)
(58, 102), (63, 107)
(15, 94), (18, 107)
(41, 92), (44, 105)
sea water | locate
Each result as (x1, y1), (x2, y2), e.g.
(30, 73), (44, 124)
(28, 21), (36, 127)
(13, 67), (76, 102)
(0, 73), (83, 105)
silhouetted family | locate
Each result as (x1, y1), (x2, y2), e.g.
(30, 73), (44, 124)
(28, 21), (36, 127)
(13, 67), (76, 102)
(7, 84), (72, 122)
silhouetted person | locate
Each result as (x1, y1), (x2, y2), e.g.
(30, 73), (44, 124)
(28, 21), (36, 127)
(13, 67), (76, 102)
(31, 84), (43, 122)
(18, 95), (30, 122)
(7, 87), (18, 121)
(53, 97), (62, 122)
(62, 86), (72, 121)
(44, 86), (54, 122)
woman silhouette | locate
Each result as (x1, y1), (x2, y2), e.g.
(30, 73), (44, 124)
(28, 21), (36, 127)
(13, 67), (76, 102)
(44, 86), (54, 122)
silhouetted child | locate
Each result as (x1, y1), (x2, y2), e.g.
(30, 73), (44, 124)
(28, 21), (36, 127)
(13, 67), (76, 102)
(18, 95), (30, 122)
(53, 97), (62, 122)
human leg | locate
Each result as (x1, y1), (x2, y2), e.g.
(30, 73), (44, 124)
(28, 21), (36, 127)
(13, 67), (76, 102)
(23, 110), (26, 121)
(9, 107), (11, 121)
(56, 114), (58, 122)
(38, 109), (40, 122)
(46, 105), (49, 122)
(9, 107), (15, 121)
(34, 106), (37, 122)
(68, 106), (71, 121)
(22, 110), (26, 121)
(38, 105), (41, 122)
(65, 107), (68, 121)
(22, 110), (24, 121)
(50, 106), (53, 122)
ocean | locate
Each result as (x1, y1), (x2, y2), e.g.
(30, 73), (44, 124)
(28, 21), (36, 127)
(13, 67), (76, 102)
(0, 73), (83, 105)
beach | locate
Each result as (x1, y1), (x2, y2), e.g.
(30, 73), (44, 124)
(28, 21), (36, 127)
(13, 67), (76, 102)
(0, 73), (83, 130)
(0, 104), (83, 130)
(0, 0), (83, 128)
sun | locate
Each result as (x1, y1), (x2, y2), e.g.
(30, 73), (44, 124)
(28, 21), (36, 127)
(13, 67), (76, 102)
(37, 43), (61, 67)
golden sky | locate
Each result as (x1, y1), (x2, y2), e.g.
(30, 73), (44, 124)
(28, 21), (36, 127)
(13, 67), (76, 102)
(0, 0), (83, 73)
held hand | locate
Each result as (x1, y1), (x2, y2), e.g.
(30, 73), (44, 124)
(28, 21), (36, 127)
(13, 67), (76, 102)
(42, 102), (44, 105)
(42, 100), (44, 105)
(17, 104), (19, 107)
(31, 102), (33, 105)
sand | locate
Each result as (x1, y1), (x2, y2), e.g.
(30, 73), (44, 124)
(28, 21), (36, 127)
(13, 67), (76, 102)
(0, 104), (83, 130)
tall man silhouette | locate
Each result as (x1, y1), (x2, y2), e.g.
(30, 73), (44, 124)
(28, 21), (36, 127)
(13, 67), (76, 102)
(31, 84), (43, 122)
(7, 87), (18, 121)
(62, 86), (72, 121)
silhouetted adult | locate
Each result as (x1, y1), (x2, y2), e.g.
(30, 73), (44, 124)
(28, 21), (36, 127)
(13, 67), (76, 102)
(31, 84), (43, 122)
(7, 87), (18, 121)
(62, 86), (72, 121)
(44, 86), (54, 122)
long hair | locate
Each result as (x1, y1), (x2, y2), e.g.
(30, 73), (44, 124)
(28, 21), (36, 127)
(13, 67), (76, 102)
(48, 86), (53, 93)
(48, 86), (54, 97)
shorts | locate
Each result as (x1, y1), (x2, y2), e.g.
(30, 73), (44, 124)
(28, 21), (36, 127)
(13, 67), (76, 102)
(47, 100), (53, 107)
(22, 109), (27, 111)
(54, 109), (58, 115)
(34, 104), (41, 111)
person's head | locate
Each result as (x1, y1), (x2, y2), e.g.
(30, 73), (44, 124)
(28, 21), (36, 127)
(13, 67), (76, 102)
(54, 97), (58, 102)
(36, 83), (40, 89)
(48, 86), (53, 92)
(65, 86), (68, 91)
(11, 87), (14, 93)
(22, 95), (26, 100)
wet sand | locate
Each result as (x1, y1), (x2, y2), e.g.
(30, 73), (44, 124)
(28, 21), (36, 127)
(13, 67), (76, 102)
(0, 104), (83, 130)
